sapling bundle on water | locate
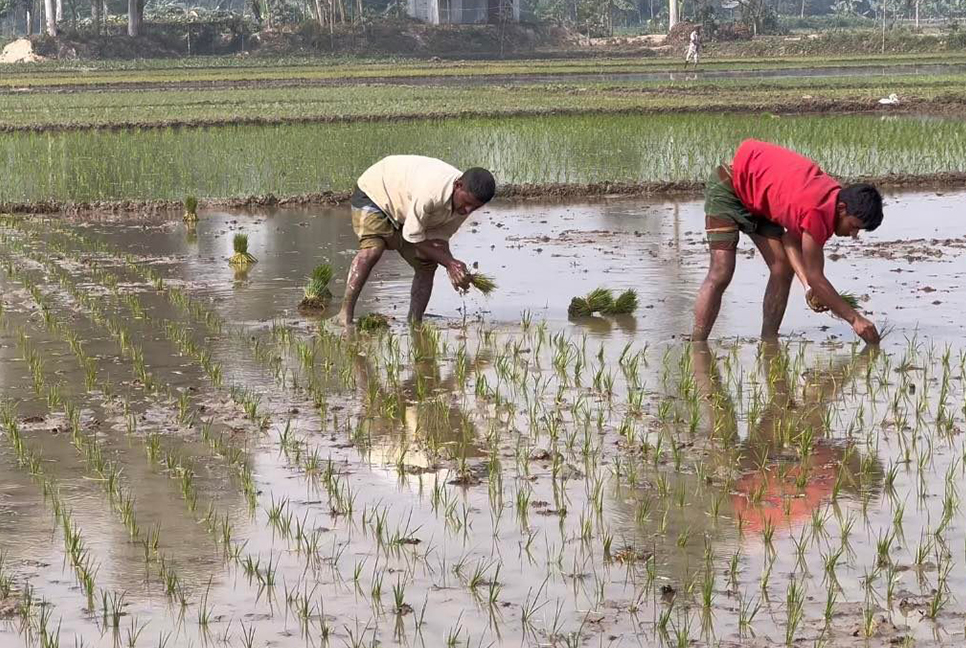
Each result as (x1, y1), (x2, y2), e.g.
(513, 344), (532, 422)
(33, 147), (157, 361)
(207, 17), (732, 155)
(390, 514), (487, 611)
(568, 287), (638, 318)
(183, 196), (199, 223)
(299, 263), (334, 312)
(228, 233), (257, 267)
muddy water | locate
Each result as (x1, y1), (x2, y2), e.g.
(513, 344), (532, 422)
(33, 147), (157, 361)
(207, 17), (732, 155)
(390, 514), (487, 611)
(0, 190), (962, 647)
(76, 188), (966, 342)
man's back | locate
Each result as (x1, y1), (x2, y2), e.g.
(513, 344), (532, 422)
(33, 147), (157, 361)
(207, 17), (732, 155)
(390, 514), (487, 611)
(731, 140), (840, 245)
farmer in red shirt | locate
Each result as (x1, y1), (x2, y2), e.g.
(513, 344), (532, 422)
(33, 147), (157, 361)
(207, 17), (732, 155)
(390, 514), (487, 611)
(692, 139), (883, 344)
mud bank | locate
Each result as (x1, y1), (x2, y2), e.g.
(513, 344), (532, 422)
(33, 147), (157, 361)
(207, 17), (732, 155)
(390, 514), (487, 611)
(2, 174), (964, 216)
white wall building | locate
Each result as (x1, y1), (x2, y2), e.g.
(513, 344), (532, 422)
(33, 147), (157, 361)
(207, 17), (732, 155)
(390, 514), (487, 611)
(408, 0), (520, 25)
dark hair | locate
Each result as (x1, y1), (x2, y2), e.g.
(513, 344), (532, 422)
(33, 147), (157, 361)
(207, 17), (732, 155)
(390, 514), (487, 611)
(461, 167), (496, 203)
(839, 184), (883, 231)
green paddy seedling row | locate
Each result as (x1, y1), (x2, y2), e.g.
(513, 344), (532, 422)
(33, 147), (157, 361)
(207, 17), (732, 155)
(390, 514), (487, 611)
(2, 111), (966, 204)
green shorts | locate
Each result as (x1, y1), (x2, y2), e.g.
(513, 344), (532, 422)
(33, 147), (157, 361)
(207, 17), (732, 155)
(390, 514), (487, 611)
(704, 166), (784, 250)
(350, 187), (435, 271)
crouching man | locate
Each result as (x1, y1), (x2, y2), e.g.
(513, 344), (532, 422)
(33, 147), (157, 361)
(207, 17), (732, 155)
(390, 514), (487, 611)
(692, 139), (883, 344)
(338, 155), (496, 327)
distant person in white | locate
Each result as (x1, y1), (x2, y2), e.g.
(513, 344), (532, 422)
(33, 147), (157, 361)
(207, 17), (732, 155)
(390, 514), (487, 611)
(684, 26), (702, 69)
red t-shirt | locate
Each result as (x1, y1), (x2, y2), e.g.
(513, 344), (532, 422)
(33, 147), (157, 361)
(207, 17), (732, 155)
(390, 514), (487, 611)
(731, 139), (841, 246)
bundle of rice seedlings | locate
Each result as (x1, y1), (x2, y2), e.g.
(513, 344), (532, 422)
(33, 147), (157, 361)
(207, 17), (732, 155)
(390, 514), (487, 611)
(569, 287), (638, 318)
(585, 288), (614, 314)
(299, 263), (334, 312)
(467, 273), (497, 296)
(357, 313), (389, 332)
(568, 296), (593, 318)
(604, 289), (638, 315)
(228, 233), (257, 267)
(183, 195), (198, 223)
(839, 291), (860, 309)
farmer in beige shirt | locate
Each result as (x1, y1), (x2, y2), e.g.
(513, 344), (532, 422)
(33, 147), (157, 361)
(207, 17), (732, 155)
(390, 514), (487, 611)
(338, 155), (496, 327)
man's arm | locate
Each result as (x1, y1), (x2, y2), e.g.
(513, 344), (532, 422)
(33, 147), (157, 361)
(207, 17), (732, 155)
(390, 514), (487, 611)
(782, 232), (828, 312)
(413, 239), (469, 290)
(780, 232), (809, 289)
(403, 197), (470, 291)
(801, 232), (880, 344)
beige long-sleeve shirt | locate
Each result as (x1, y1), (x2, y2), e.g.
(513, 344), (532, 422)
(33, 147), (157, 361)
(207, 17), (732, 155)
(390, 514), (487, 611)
(356, 155), (466, 244)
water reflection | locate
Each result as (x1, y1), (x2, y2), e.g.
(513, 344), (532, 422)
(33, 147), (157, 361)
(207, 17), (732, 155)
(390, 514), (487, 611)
(696, 342), (883, 534)
(353, 329), (485, 472)
(611, 342), (884, 572)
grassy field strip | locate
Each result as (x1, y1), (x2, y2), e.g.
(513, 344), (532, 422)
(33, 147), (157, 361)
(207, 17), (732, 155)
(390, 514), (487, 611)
(2, 112), (964, 204)
(1, 75), (964, 131)
(2, 52), (966, 87)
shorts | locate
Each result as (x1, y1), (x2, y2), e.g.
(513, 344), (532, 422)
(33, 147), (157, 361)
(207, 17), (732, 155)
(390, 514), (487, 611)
(704, 165), (784, 251)
(350, 186), (435, 271)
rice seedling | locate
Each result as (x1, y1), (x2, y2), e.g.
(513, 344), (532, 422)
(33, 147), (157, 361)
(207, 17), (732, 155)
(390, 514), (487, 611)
(183, 195), (199, 223)
(840, 291), (860, 310)
(299, 263), (334, 312)
(229, 233), (257, 267)
(606, 289), (638, 315)
(465, 272), (497, 296)
(568, 287), (638, 318)
(357, 313), (390, 332)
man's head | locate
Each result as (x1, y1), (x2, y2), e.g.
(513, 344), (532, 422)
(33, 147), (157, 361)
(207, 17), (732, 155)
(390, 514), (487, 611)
(452, 167), (496, 216)
(835, 184), (883, 238)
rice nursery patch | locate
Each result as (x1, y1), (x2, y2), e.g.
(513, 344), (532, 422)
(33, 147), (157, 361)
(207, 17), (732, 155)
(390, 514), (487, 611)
(2, 111), (966, 204)
(1, 211), (966, 648)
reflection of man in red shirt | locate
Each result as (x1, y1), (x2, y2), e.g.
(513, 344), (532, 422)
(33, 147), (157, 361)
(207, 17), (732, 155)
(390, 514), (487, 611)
(731, 445), (838, 535)
(692, 139), (884, 344)
(691, 342), (879, 537)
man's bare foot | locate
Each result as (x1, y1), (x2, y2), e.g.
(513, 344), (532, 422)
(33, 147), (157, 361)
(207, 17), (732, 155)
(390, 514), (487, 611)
(337, 308), (354, 329)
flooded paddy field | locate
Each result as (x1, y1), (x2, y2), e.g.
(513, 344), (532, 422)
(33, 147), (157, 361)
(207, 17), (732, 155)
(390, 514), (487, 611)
(0, 188), (964, 647)
(2, 112), (966, 205)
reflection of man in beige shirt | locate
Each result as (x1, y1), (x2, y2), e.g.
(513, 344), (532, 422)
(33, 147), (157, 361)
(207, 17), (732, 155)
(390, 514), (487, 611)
(339, 156), (496, 327)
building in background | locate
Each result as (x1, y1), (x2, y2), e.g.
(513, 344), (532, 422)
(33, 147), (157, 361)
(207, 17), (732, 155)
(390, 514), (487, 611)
(408, 0), (519, 25)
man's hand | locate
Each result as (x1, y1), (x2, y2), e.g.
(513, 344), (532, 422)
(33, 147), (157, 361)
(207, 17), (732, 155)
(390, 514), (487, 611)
(446, 260), (470, 291)
(805, 287), (829, 313)
(851, 315), (881, 345)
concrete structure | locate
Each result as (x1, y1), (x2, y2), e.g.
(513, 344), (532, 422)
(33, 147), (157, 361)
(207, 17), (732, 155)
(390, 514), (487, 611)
(408, 0), (519, 25)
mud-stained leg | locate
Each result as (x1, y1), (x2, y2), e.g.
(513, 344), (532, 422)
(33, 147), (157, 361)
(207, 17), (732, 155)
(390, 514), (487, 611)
(692, 246), (737, 342)
(338, 242), (385, 328)
(751, 233), (794, 339)
(408, 264), (438, 324)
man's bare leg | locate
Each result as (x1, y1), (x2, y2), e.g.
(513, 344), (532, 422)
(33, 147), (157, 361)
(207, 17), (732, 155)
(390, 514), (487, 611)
(408, 265), (437, 324)
(338, 243), (385, 327)
(692, 248), (737, 341)
(751, 234), (794, 339)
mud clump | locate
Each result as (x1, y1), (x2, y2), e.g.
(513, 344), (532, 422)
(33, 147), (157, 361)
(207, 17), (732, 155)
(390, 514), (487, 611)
(298, 295), (331, 313)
